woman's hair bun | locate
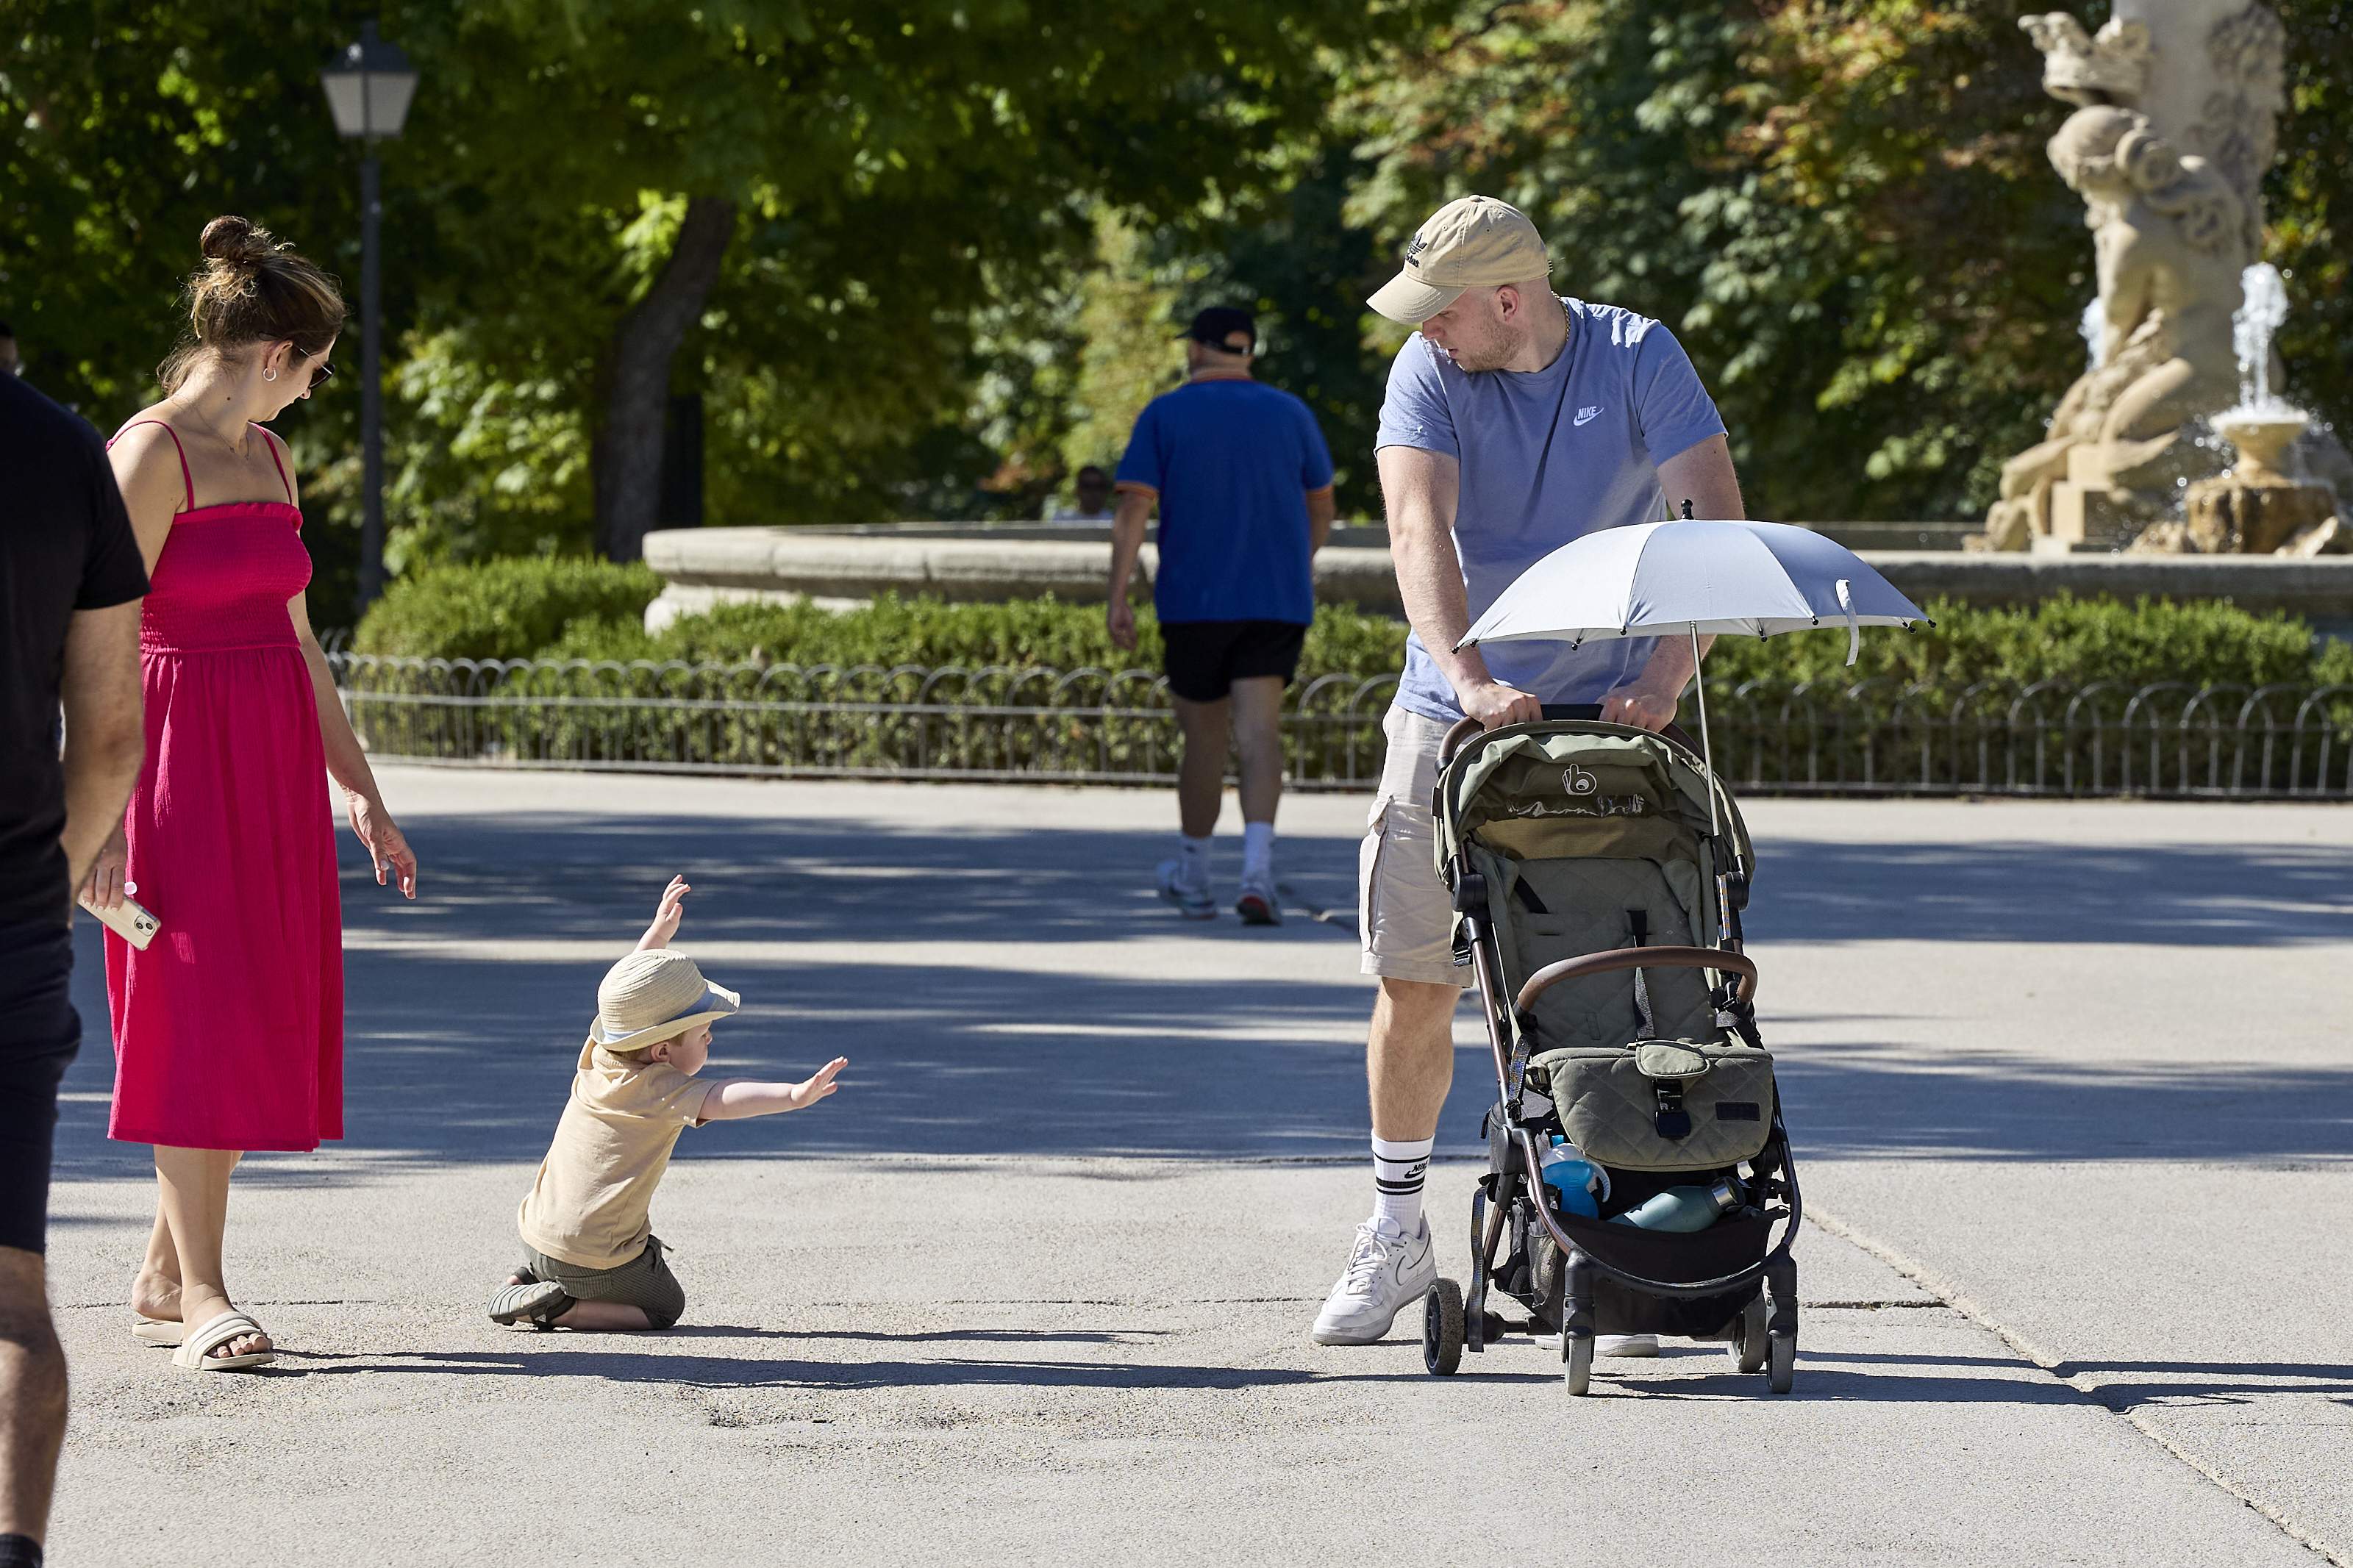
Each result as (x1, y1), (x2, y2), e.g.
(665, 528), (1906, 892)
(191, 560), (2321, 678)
(199, 215), (277, 267)
(161, 215), (345, 391)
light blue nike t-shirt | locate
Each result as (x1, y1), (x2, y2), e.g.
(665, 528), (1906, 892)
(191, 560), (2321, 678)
(1375, 296), (1727, 723)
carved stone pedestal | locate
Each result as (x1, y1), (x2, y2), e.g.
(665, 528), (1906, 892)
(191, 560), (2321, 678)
(2183, 477), (2336, 554)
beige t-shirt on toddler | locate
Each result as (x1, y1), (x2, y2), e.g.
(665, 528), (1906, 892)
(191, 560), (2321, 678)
(518, 1040), (715, 1270)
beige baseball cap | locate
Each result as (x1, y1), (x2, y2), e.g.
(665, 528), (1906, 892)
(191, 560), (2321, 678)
(1367, 196), (1552, 324)
(590, 948), (740, 1053)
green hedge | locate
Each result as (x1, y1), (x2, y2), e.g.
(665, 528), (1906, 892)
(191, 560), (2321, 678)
(353, 557), (662, 662)
(1704, 593), (2353, 693)
(540, 589), (2353, 694)
(538, 592), (1411, 685)
(354, 554), (2353, 693)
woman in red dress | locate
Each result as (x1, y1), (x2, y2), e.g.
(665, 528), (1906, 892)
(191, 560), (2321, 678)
(89, 216), (418, 1370)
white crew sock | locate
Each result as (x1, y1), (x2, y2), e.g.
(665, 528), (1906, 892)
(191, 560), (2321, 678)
(1370, 1135), (1434, 1234)
(1241, 820), (1275, 881)
(1176, 834), (1212, 888)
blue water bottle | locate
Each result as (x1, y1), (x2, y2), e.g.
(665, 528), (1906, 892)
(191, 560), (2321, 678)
(1539, 1142), (1608, 1219)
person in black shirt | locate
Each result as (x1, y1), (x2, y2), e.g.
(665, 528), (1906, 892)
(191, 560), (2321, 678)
(0, 373), (148, 1567)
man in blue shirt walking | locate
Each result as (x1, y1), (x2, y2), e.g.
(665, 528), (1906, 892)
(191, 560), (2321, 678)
(1311, 196), (1747, 1353)
(1108, 307), (1336, 925)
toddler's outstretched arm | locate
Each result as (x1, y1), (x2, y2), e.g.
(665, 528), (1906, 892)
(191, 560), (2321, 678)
(702, 1057), (849, 1122)
(636, 876), (691, 951)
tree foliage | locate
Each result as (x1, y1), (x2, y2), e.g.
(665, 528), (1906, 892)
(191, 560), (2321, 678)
(1346, 0), (2099, 522)
(5, 0), (2346, 599)
(1, 0), (1415, 599)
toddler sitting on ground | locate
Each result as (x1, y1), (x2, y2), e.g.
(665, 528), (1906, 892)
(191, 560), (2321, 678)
(489, 876), (846, 1331)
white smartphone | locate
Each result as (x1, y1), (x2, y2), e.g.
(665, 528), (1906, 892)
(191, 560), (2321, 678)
(80, 893), (160, 951)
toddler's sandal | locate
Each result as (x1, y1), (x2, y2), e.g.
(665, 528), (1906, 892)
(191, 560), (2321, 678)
(490, 1279), (574, 1328)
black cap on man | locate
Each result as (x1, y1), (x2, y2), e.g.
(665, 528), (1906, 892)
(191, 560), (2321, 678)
(1182, 307), (1256, 356)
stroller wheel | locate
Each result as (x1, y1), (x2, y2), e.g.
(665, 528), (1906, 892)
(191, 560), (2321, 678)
(1727, 1296), (1768, 1374)
(1562, 1332), (1593, 1395)
(1766, 1331), (1796, 1395)
(1482, 1310), (1510, 1345)
(1422, 1279), (1465, 1376)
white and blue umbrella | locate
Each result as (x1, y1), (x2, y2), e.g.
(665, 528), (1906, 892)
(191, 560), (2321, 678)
(1457, 518), (1932, 840)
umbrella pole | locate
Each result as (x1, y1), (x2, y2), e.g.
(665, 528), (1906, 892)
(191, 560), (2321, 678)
(1689, 622), (1720, 844)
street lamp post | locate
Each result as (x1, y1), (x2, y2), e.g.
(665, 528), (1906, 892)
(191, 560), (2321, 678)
(320, 19), (417, 613)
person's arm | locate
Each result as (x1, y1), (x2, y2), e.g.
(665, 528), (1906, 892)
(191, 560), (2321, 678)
(1377, 445), (1540, 730)
(635, 876), (690, 951)
(75, 427), (172, 906)
(1599, 436), (1744, 731)
(61, 603), (146, 906)
(1304, 485), (1335, 554)
(105, 424), (182, 578)
(288, 588), (418, 898)
(1105, 485), (1154, 652)
(1300, 405), (1337, 554)
(1656, 432), (1744, 524)
(699, 1056), (848, 1122)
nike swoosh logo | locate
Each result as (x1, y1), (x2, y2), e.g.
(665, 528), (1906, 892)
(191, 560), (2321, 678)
(1574, 406), (1603, 427)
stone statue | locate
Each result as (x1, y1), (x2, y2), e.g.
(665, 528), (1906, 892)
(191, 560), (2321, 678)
(1983, 1), (2295, 552)
(2019, 14), (2152, 106)
(1984, 106), (2246, 549)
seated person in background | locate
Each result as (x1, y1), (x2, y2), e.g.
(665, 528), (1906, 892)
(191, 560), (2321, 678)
(1046, 463), (1115, 523)
(490, 876), (846, 1331)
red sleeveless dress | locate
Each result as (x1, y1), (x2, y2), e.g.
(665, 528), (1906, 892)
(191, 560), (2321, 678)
(103, 420), (343, 1151)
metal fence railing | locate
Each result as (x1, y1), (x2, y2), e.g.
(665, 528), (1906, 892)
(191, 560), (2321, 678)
(329, 654), (2353, 798)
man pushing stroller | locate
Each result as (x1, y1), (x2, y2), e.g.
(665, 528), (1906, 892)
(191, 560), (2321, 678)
(1313, 196), (1748, 1354)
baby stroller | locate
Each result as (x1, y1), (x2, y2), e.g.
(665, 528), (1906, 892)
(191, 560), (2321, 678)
(1418, 705), (1799, 1395)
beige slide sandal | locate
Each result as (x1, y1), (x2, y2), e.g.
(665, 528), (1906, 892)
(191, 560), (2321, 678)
(131, 1314), (183, 1347)
(171, 1311), (276, 1372)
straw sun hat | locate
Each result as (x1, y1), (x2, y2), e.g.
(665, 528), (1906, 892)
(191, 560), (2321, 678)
(591, 949), (740, 1052)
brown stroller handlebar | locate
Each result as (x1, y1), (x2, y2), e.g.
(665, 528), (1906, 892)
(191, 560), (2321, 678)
(1438, 710), (1701, 769)
(1515, 945), (1758, 1014)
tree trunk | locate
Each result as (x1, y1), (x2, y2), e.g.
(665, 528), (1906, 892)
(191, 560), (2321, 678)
(593, 195), (737, 561)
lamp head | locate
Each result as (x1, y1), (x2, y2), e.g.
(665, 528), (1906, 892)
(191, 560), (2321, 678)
(321, 19), (418, 141)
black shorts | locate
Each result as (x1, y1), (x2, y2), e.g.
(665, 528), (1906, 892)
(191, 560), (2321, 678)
(1161, 620), (1307, 704)
(0, 922), (80, 1256)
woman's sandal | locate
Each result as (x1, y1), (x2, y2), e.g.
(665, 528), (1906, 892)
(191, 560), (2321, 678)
(132, 1314), (184, 1347)
(171, 1311), (276, 1372)
(489, 1279), (574, 1330)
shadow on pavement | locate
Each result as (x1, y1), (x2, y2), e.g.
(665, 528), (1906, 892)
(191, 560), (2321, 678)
(1608, 1366), (2086, 1403)
(288, 1346), (1343, 1392)
(1807, 1350), (2353, 1411)
(1755, 838), (2352, 948)
(53, 803), (2353, 1179)
(671, 1325), (1175, 1346)
(1776, 1040), (2353, 1163)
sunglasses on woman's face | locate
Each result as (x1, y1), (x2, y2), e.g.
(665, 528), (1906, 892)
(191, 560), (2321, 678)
(305, 359), (337, 392)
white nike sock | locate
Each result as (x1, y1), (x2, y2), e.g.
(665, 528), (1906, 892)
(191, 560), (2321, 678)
(1176, 834), (1211, 888)
(1241, 820), (1274, 881)
(1370, 1135), (1433, 1234)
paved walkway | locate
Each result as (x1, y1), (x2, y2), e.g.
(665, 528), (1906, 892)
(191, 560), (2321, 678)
(43, 770), (2352, 1565)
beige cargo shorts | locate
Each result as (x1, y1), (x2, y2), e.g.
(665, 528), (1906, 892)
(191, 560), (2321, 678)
(1359, 703), (1471, 988)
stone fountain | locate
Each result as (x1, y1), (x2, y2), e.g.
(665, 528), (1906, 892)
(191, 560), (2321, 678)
(1982, 0), (2291, 552)
(2155, 264), (2347, 554)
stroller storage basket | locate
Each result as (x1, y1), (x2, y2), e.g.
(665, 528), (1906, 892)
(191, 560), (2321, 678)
(1549, 1209), (1774, 1339)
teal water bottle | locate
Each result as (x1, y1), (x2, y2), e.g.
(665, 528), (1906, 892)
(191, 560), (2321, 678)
(1611, 1178), (1744, 1233)
(1539, 1142), (1608, 1219)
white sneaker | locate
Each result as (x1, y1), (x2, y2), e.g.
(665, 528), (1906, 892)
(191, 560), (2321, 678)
(1310, 1217), (1438, 1345)
(1598, 1333), (1660, 1357)
(1156, 859), (1215, 920)
(1235, 868), (1282, 926)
